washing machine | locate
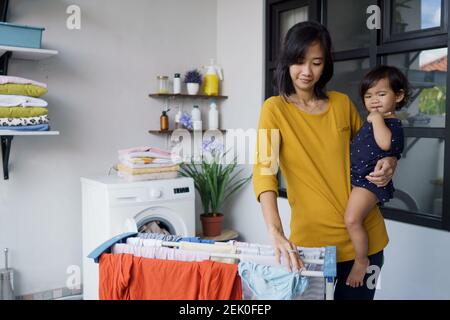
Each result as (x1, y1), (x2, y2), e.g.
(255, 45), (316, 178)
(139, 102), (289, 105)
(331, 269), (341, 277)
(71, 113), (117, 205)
(80, 175), (195, 300)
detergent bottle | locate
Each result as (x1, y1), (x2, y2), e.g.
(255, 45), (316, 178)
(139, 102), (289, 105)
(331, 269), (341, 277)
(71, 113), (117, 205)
(203, 59), (223, 96)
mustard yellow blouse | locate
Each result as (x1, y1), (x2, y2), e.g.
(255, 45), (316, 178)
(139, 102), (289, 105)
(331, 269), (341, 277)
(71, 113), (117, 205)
(252, 91), (389, 262)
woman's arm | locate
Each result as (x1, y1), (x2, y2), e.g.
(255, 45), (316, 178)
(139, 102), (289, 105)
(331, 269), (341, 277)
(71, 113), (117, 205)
(259, 191), (304, 272)
(368, 111), (392, 151)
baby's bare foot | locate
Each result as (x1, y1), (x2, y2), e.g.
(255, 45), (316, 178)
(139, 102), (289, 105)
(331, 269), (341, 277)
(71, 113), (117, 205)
(346, 258), (370, 288)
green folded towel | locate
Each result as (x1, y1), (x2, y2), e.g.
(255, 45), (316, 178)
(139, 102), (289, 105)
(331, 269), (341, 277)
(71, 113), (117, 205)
(0, 107), (48, 118)
(0, 84), (48, 98)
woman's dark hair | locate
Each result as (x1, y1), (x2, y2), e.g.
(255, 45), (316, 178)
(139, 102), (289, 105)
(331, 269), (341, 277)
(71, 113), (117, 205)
(275, 21), (334, 100)
(359, 65), (411, 110)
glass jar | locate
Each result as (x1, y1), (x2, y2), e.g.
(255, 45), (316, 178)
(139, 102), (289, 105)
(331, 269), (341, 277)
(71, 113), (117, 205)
(157, 75), (169, 94)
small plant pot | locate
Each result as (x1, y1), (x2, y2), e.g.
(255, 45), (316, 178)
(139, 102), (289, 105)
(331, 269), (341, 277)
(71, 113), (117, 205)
(187, 83), (200, 95)
(200, 213), (224, 237)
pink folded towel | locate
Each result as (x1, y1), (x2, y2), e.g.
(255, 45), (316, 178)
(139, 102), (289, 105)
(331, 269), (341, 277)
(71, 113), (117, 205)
(118, 146), (174, 157)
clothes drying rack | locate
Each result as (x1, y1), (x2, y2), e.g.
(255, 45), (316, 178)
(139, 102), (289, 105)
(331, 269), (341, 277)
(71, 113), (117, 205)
(89, 232), (336, 300)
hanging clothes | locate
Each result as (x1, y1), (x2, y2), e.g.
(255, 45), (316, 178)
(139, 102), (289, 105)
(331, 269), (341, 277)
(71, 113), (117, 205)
(99, 253), (242, 300)
(112, 244), (210, 262)
(238, 261), (309, 300)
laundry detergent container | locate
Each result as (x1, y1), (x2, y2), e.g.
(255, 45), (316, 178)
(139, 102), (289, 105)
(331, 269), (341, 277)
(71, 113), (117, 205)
(0, 22), (45, 49)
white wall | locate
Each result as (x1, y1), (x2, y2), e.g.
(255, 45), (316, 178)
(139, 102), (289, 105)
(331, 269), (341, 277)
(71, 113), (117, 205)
(216, 0), (272, 244)
(376, 220), (450, 299)
(0, 0), (217, 296)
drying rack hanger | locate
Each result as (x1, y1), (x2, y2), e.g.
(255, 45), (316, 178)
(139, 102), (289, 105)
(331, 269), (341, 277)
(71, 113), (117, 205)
(157, 240), (325, 265)
(88, 232), (337, 279)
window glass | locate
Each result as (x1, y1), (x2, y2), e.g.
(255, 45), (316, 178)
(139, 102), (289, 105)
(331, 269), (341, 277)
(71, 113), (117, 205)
(386, 48), (447, 128)
(383, 138), (444, 219)
(280, 6), (309, 45)
(327, 58), (371, 111)
(327, 0), (373, 51)
(392, 0), (442, 33)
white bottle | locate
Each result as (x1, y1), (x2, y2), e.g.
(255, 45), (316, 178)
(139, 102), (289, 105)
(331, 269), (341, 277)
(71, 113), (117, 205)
(191, 105), (201, 121)
(173, 73), (181, 94)
(174, 108), (182, 129)
(208, 101), (219, 130)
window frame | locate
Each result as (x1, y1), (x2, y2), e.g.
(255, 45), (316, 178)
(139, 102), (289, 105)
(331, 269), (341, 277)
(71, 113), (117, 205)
(265, 0), (450, 231)
(383, 0), (448, 43)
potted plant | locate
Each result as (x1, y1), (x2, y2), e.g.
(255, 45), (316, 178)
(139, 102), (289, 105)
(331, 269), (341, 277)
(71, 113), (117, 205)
(184, 69), (202, 95)
(179, 138), (252, 236)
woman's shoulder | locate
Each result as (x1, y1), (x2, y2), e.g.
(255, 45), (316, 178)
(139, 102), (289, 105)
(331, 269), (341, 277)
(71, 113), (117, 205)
(262, 96), (288, 113)
(264, 95), (287, 106)
(326, 90), (352, 104)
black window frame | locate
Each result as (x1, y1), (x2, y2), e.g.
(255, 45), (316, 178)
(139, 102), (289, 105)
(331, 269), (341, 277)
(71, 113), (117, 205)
(265, 0), (450, 231)
(384, 0), (448, 43)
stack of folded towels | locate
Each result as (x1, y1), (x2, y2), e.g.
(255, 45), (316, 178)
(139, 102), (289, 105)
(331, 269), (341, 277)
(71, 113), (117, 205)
(0, 76), (50, 131)
(117, 146), (182, 181)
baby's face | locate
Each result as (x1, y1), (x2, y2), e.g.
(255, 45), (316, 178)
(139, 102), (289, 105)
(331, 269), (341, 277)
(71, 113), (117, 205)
(363, 78), (404, 114)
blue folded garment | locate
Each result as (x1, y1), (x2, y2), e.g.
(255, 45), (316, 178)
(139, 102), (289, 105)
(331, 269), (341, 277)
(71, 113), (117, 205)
(180, 237), (215, 244)
(0, 124), (49, 131)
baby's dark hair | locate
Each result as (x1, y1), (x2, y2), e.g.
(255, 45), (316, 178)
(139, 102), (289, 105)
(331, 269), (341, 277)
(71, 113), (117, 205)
(359, 65), (411, 110)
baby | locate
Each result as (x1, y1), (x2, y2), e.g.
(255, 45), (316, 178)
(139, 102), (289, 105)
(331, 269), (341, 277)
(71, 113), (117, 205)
(345, 65), (409, 287)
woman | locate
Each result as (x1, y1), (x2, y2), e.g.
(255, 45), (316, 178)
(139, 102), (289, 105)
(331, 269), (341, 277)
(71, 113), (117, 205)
(252, 21), (396, 300)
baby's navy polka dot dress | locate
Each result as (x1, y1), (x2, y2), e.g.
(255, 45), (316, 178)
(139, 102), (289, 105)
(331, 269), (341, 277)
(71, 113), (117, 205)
(350, 118), (404, 205)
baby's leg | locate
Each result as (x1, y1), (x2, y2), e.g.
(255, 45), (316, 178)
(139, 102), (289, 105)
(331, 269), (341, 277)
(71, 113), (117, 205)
(344, 186), (379, 288)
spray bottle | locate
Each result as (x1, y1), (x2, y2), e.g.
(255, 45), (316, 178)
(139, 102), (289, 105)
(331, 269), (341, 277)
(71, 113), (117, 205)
(203, 59), (223, 96)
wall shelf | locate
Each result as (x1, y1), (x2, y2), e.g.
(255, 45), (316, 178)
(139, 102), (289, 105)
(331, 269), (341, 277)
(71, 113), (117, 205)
(149, 93), (228, 100)
(0, 45), (58, 61)
(0, 1), (61, 180)
(1, 131), (59, 180)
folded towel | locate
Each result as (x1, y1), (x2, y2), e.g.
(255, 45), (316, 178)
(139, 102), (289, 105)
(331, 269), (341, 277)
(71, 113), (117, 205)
(117, 163), (180, 175)
(118, 146), (176, 158)
(0, 76), (47, 88)
(0, 95), (48, 107)
(0, 107), (48, 118)
(118, 171), (179, 181)
(0, 124), (49, 131)
(119, 160), (181, 169)
(120, 152), (182, 162)
(0, 115), (48, 126)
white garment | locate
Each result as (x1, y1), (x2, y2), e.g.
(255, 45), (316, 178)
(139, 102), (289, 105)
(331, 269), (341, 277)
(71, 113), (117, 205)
(0, 76), (47, 88)
(0, 95), (48, 108)
(126, 237), (163, 247)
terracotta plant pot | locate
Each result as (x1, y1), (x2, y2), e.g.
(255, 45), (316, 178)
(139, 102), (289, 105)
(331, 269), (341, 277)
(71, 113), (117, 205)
(200, 213), (224, 237)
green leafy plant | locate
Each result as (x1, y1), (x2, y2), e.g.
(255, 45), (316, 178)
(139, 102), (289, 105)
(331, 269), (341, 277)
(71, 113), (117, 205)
(179, 139), (252, 216)
(419, 86), (446, 115)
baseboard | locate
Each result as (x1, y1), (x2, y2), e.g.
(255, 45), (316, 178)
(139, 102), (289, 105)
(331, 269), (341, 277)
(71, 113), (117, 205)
(16, 285), (83, 300)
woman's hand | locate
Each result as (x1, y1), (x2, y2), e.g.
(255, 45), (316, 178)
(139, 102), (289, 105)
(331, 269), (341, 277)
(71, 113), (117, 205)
(270, 231), (305, 273)
(366, 156), (397, 187)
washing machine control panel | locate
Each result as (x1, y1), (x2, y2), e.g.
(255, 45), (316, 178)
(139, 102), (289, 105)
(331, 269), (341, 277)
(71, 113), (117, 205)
(149, 188), (162, 199)
(174, 187), (190, 194)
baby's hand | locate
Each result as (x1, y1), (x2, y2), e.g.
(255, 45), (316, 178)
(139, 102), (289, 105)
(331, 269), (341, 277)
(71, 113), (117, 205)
(367, 111), (392, 123)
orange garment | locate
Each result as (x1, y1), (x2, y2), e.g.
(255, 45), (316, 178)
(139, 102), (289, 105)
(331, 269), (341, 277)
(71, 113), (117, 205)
(98, 253), (132, 300)
(98, 253), (242, 300)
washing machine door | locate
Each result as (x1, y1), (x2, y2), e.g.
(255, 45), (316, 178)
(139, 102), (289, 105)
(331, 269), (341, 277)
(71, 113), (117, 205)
(124, 206), (191, 237)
